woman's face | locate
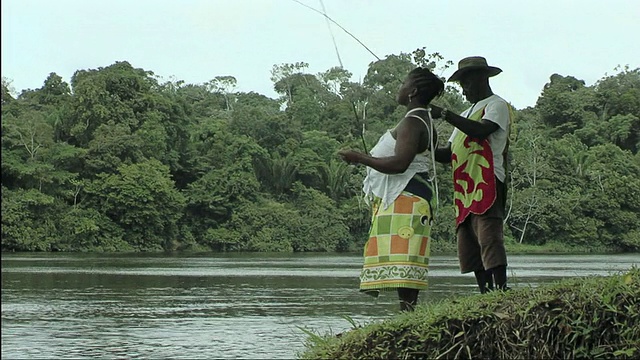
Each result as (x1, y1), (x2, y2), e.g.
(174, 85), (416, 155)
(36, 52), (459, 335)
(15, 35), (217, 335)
(396, 76), (416, 105)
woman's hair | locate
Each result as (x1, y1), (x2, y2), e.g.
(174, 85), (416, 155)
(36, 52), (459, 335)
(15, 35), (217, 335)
(408, 67), (445, 105)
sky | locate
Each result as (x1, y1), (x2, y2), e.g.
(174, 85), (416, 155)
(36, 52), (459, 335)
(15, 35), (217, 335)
(2, 0), (639, 110)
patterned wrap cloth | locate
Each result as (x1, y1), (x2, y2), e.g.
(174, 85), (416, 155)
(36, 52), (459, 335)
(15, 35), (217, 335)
(359, 185), (436, 293)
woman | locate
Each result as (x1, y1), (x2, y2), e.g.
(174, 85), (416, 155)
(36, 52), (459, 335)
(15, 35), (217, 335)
(338, 67), (444, 311)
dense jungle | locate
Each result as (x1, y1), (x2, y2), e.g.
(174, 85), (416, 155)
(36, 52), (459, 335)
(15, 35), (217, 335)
(2, 50), (639, 253)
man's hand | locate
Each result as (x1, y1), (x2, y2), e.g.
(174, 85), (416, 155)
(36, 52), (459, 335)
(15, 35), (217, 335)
(429, 104), (445, 119)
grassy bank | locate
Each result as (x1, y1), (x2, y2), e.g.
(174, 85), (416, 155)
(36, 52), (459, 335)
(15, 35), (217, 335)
(429, 237), (624, 256)
(504, 240), (623, 254)
(300, 267), (640, 359)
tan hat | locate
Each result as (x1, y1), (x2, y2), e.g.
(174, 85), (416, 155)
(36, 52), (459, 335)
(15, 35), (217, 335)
(447, 56), (502, 82)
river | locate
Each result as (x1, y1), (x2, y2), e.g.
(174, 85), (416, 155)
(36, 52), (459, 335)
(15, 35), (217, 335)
(2, 252), (638, 359)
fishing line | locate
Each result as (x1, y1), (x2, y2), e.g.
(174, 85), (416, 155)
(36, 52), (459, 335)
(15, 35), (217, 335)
(291, 0), (381, 61)
(318, 0), (343, 68)
(292, 0), (375, 153)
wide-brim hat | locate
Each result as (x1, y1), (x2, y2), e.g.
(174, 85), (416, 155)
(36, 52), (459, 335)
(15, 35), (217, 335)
(447, 56), (502, 82)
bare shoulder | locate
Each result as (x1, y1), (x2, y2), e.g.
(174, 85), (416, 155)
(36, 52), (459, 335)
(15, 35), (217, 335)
(398, 114), (428, 132)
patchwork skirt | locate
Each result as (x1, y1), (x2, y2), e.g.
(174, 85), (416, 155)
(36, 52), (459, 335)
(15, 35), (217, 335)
(359, 183), (436, 293)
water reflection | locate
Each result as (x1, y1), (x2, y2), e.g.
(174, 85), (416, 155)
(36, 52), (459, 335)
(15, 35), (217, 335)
(2, 253), (638, 359)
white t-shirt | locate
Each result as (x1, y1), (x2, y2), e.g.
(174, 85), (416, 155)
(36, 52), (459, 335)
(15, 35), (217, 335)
(447, 94), (510, 182)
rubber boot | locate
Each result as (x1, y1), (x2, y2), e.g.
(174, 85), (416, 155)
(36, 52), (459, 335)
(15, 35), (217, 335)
(397, 288), (418, 311)
(474, 269), (492, 294)
(491, 265), (509, 291)
(485, 268), (495, 292)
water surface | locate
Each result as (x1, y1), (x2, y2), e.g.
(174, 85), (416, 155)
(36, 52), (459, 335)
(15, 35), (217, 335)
(2, 253), (637, 359)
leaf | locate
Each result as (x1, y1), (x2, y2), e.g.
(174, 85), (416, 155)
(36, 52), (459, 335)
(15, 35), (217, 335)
(494, 311), (511, 320)
(613, 347), (637, 357)
(623, 272), (633, 285)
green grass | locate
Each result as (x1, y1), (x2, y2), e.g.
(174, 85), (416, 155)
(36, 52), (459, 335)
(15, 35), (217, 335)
(504, 240), (620, 254)
(299, 267), (640, 359)
(429, 238), (623, 256)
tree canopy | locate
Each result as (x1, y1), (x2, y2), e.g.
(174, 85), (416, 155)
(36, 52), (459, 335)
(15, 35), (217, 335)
(2, 53), (639, 253)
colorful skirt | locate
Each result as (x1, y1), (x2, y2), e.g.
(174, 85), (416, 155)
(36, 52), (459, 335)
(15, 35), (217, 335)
(359, 187), (436, 293)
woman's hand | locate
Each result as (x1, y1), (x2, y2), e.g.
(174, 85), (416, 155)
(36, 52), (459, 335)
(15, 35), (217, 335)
(338, 149), (361, 165)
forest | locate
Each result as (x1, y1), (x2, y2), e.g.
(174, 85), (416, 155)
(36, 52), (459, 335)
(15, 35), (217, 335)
(2, 49), (639, 253)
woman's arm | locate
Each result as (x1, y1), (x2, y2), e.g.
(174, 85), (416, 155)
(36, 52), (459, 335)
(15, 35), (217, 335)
(338, 116), (424, 174)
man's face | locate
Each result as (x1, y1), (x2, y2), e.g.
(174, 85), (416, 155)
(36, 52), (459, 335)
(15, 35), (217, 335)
(458, 71), (487, 103)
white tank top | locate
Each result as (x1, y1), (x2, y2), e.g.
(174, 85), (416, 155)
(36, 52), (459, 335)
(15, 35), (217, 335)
(362, 108), (433, 210)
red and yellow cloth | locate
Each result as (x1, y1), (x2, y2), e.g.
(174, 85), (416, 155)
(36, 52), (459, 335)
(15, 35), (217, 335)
(450, 106), (497, 227)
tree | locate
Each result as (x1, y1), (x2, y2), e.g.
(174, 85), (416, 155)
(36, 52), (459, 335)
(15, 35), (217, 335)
(270, 61), (310, 105)
(1, 187), (56, 251)
(319, 66), (352, 97)
(2, 110), (53, 160)
(64, 61), (153, 146)
(0, 110), (75, 193)
(595, 66), (640, 120)
(229, 104), (302, 152)
(536, 74), (598, 136)
(320, 159), (360, 201)
(84, 159), (186, 251)
(253, 152), (299, 196)
(208, 199), (298, 252)
(288, 183), (351, 252)
(53, 206), (130, 252)
(2, 77), (16, 106)
(411, 48), (454, 75)
(205, 76), (237, 111)
(38, 73), (71, 105)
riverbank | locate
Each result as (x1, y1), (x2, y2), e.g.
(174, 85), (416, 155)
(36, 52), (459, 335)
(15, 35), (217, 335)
(1, 234), (627, 255)
(428, 237), (624, 256)
(299, 267), (640, 359)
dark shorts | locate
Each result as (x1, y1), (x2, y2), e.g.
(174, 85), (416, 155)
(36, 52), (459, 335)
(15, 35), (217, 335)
(457, 179), (508, 273)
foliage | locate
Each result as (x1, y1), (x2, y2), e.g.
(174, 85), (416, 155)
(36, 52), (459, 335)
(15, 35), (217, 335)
(1, 187), (57, 251)
(1, 53), (639, 253)
(83, 159), (185, 251)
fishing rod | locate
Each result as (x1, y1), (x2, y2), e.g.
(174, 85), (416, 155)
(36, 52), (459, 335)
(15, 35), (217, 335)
(316, 0), (368, 153)
(291, 0), (381, 61)
(350, 101), (368, 154)
(318, 0), (343, 68)
(292, 0), (380, 154)
(292, 0), (443, 215)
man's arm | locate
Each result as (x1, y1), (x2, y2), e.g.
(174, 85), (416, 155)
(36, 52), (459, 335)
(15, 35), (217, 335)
(431, 105), (499, 140)
(435, 143), (452, 164)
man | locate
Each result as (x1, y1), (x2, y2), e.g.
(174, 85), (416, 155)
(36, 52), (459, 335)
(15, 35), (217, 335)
(430, 56), (514, 293)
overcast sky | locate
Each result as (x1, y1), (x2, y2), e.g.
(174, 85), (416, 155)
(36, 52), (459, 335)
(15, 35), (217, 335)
(2, 0), (638, 109)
